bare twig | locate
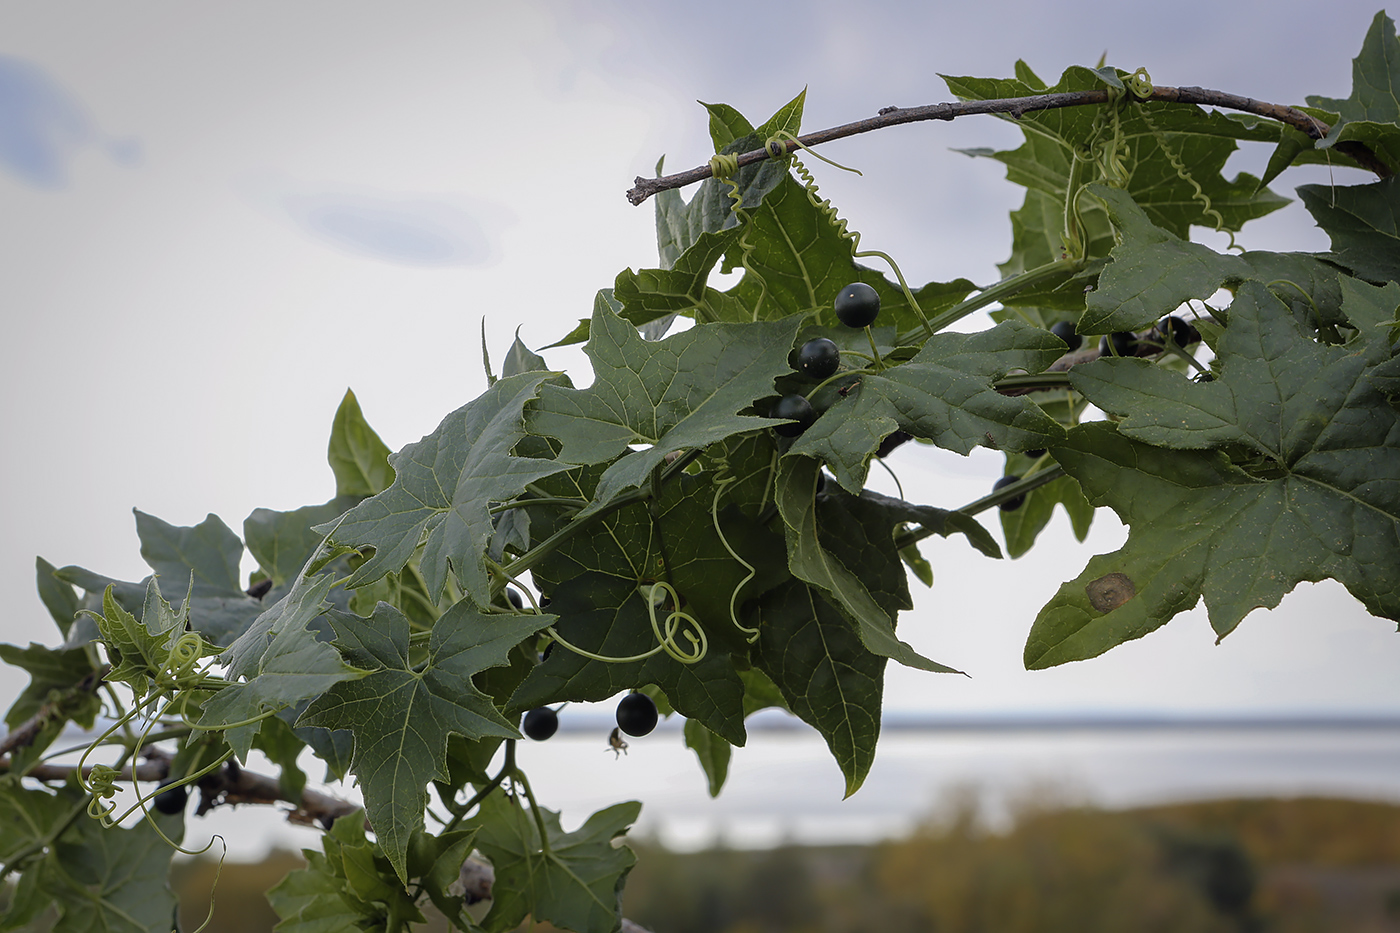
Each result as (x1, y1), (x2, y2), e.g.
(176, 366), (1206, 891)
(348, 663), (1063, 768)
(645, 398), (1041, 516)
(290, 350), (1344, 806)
(0, 665), (107, 760)
(193, 758), (361, 830)
(626, 85), (1389, 205)
(6, 747), (360, 831)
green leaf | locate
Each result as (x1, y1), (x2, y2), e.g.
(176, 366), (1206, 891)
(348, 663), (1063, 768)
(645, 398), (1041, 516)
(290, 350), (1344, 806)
(774, 456), (959, 674)
(789, 320), (1067, 492)
(649, 93), (809, 282)
(200, 547), (366, 757)
(266, 814), (379, 933)
(87, 577), (193, 700)
(507, 573), (749, 746)
(297, 598), (552, 880)
(134, 509), (244, 599)
(327, 388), (394, 498)
(721, 172), (977, 333)
(613, 227), (750, 328)
(501, 329), (549, 378)
(1030, 283), (1400, 665)
(35, 557), (79, 638)
(325, 371), (572, 604)
(471, 790), (641, 933)
(1338, 275), (1400, 344)
(243, 496), (359, 589)
(0, 642), (99, 773)
(408, 828), (478, 926)
(523, 451), (789, 654)
(1000, 472), (1094, 559)
(1069, 280), (1393, 449)
(254, 710), (310, 804)
(1298, 177), (1400, 284)
(754, 580), (883, 796)
(0, 643), (98, 730)
(294, 716), (357, 783)
(526, 302), (801, 515)
(6, 785), (183, 933)
(683, 718), (732, 798)
(1307, 11), (1400, 173)
(944, 66), (1287, 240)
(1080, 184), (1250, 332)
(739, 665), (787, 715)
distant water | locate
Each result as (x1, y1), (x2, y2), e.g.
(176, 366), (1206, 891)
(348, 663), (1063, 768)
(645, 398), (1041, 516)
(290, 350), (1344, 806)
(516, 719), (1400, 851)
(154, 718), (1400, 858)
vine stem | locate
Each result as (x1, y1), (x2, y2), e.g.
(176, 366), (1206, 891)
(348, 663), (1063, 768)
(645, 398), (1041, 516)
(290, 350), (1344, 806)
(897, 257), (1081, 343)
(892, 465), (1066, 552)
(509, 751), (553, 856)
(627, 85), (1389, 205)
(496, 447), (705, 591)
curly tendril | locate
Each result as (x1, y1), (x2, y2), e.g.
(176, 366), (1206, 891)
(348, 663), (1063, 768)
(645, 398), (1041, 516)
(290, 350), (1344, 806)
(86, 764), (121, 823)
(645, 582), (708, 663)
(166, 631), (210, 687)
(709, 152), (772, 320)
(710, 474), (760, 643)
(1138, 104), (1237, 250)
(764, 130), (935, 338)
(1127, 67), (1154, 100)
(541, 583), (708, 666)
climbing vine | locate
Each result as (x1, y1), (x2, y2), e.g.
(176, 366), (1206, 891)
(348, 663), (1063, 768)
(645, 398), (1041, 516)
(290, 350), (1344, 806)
(2, 13), (1399, 933)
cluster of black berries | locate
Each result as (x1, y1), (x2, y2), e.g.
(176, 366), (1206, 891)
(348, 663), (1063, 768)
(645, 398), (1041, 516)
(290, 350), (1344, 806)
(769, 282), (881, 438)
(521, 692), (658, 744)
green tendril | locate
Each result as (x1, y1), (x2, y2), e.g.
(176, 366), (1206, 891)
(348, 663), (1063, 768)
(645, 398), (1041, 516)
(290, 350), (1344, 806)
(644, 582), (708, 663)
(1138, 102), (1236, 250)
(1127, 67), (1155, 100)
(764, 131), (934, 339)
(711, 476), (760, 643)
(86, 764), (121, 822)
(542, 626), (666, 664)
(709, 152), (771, 320)
(543, 582), (707, 666)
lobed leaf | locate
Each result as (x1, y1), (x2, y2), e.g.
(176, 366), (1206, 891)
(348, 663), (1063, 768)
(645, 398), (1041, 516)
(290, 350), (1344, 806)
(325, 371), (571, 604)
(297, 598), (552, 879)
(1032, 284), (1399, 665)
(526, 301), (801, 516)
(754, 580), (884, 796)
(789, 320), (1066, 492)
(471, 790), (641, 933)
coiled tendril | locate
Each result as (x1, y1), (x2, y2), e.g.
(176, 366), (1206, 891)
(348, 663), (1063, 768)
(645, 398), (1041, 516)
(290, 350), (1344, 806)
(765, 130), (934, 338)
(709, 151), (772, 320)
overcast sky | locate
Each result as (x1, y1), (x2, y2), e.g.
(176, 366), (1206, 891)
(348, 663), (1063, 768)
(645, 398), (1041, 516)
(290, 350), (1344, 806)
(1, 0), (1395, 723)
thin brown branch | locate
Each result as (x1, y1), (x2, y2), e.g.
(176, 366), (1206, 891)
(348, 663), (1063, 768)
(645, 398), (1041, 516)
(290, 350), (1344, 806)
(7, 747), (360, 831)
(193, 757), (361, 830)
(626, 85), (1389, 205)
(0, 665), (107, 760)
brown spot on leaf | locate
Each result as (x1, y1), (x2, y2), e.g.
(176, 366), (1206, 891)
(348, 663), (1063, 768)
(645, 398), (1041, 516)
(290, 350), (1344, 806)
(1086, 572), (1136, 612)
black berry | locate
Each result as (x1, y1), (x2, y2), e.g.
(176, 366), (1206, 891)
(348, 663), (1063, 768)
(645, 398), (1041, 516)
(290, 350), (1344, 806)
(523, 707), (559, 741)
(1049, 320), (1082, 351)
(993, 474), (1026, 512)
(616, 692), (658, 737)
(797, 338), (841, 379)
(833, 282), (880, 328)
(771, 395), (815, 438)
(1099, 331), (1138, 357)
(153, 778), (187, 815)
(1025, 449), (1047, 459)
(1151, 315), (1198, 348)
(876, 430), (913, 458)
(506, 588), (523, 610)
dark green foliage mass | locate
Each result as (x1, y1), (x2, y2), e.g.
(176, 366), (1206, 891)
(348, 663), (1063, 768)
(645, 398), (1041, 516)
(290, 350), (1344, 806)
(4, 16), (1400, 933)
